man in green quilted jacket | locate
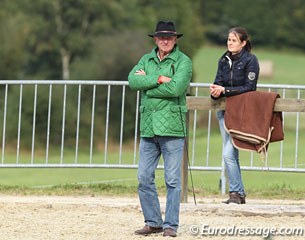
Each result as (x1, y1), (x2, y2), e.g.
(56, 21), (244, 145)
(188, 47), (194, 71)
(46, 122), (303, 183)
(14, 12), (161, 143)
(128, 20), (192, 237)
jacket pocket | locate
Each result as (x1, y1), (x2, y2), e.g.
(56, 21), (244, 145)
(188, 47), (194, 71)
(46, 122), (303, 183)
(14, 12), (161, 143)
(139, 106), (152, 133)
(168, 106), (187, 134)
(139, 106), (145, 132)
(170, 105), (187, 113)
(139, 106), (145, 113)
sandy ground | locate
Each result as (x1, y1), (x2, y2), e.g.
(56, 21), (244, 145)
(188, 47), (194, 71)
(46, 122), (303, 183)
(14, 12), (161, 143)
(0, 195), (304, 240)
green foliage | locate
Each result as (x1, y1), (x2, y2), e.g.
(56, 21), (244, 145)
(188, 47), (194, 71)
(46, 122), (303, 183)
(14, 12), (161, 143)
(1, 0), (305, 80)
(199, 0), (305, 51)
(0, 1), (27, 79)
(70, 30), (149, 80)
(0, 0), (304, 148)
(138, 0), (204, 57)
(0, 0), (204, 80)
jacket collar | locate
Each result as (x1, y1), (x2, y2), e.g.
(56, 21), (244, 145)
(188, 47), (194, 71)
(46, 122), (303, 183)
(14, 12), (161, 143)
(149, 45), (179, 62)
(223, 49), (246, 61)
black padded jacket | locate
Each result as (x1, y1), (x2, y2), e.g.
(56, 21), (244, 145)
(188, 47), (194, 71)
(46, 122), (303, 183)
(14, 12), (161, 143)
(212, 49), (260, 99)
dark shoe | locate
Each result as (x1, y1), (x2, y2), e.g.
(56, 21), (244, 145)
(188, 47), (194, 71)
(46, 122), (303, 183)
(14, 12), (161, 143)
(222, 192), (246, 204)
(163, 228), (177, 237)
(240, 195), (246, 204)
(134, 225), (163, 235)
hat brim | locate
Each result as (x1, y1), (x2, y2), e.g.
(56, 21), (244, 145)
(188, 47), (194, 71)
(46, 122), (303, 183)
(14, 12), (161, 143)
(148, 33), (183, 38)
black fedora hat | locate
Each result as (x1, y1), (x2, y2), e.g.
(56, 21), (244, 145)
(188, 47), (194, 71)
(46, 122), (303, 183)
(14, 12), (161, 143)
(148, 21), (183, 38)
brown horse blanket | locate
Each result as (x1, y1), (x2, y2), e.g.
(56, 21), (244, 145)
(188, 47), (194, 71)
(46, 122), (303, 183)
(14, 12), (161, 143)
(224, 91), (284, 154)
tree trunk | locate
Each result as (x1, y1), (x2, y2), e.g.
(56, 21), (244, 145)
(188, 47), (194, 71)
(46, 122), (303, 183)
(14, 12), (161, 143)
(61, 48), (71, 80)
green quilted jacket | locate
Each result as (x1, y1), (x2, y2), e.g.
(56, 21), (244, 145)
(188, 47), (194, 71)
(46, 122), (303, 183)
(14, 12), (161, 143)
(128, 45), (192, 137)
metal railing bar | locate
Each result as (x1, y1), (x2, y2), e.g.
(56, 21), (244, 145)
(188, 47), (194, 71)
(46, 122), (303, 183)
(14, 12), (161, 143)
(16, 84), (23, 164)
(191, 87), (198, 165)
(75, 85), (82, 163)
(119, 86), (126, 164)
(0, 80), (130, 85)
(280, 89), (286, 167)
(206, 110), (212, 167)
(31, 84), (38, 164)
(295, 89), (300, 168)
(60, 84), (67, 163)
(133, 91), (140, 164)
(46, 84), (53, 164)
(89, 85), (96, 164)
(104, 85), (111, 164)
(1, 84), (8, 163)
(1, 81), (305, 90)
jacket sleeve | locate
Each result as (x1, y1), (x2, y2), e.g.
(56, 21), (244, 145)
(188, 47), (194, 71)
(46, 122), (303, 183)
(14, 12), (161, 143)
(214, 59), (225, 86)
(224, 55), (259, 97)
(211, 59), (226, 100)
(128, 56), (159, 91)
(146, 57), (192, 98)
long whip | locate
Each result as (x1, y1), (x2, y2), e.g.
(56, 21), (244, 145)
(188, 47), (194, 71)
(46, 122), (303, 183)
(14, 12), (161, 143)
(179, 104), (197, 206)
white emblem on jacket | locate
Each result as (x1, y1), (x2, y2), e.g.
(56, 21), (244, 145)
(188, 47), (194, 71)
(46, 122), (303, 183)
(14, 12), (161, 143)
(248, 72), (256, 80)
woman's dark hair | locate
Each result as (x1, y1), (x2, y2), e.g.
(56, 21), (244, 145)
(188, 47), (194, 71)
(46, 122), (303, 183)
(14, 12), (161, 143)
(229, 27), (252, 52)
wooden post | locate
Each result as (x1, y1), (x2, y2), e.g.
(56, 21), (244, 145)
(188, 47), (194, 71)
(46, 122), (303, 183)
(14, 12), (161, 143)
(180, 112), (189, 203)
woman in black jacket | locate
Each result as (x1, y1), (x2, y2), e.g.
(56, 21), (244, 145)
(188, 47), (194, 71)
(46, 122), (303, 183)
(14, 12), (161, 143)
(210, 27), (260, 204)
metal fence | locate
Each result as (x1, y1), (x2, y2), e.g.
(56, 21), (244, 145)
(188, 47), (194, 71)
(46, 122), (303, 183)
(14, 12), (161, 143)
(0, 80), (304, 175)
(188, 83), (305, 173)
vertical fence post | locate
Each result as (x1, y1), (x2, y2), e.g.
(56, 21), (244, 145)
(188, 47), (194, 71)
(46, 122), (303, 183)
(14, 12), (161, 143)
(180, 112), (189, 203)
(220, 159), (227, 195)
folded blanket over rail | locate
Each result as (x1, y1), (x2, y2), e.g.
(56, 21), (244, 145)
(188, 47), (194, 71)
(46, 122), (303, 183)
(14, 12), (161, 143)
(224, 91), (284, 156)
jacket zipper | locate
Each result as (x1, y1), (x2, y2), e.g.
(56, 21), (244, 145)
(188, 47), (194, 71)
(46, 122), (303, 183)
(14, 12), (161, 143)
(225, 55), (234, 87)
(230, 62), (234, 87)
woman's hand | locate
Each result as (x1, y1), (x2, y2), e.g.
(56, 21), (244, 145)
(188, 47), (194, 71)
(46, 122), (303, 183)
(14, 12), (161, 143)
(210, 84), (225, 97)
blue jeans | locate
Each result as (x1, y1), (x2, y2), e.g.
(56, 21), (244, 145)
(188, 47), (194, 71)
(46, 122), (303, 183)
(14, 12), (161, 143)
(216, 110), (245, 196)
(137, 136), (185, 231)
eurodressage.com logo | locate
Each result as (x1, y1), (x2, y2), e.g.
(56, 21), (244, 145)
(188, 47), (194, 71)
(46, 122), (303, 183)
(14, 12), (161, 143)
(189, 224), (304, 238)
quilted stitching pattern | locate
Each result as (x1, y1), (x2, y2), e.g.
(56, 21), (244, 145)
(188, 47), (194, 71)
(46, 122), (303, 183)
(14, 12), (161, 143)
(140, 106), (186, 137)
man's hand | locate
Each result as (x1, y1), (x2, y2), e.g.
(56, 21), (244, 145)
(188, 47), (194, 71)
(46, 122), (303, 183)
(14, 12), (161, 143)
(135, 69), (146, 75)
(158, 76), (171, 84)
